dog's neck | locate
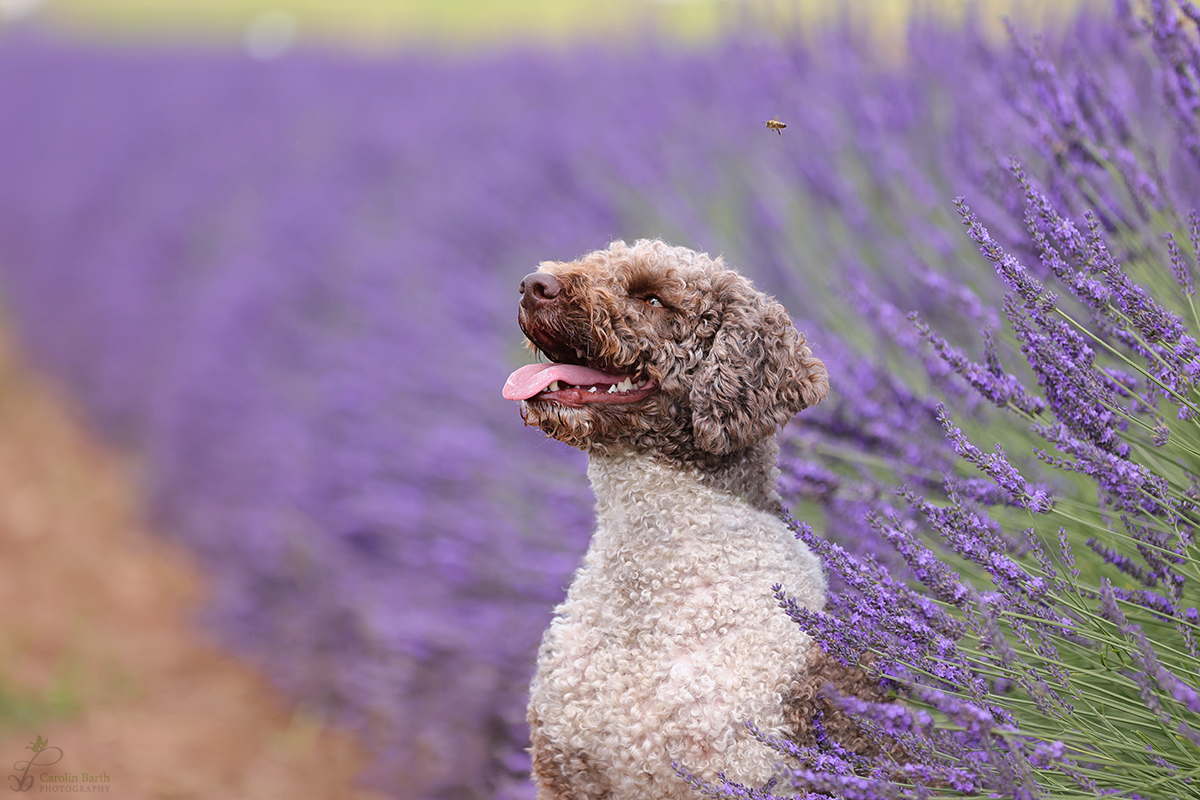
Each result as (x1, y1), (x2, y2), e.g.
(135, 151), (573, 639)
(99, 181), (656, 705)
(587, 438), (784, 518)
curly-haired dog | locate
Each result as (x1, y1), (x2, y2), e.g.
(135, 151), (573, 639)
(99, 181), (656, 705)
(503, 240), (833, 799)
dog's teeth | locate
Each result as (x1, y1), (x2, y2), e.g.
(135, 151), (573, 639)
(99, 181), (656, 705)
(548, 381), (562, 392)
(575, 349), (585, 359)
(588, 386), (597, 393)
(606, 384), (617, 394)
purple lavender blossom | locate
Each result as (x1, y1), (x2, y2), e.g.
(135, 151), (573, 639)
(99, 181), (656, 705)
(933, 405), (1053, 513)
(1165, 230), (1196, 295)
(909, 313), (1047, 416)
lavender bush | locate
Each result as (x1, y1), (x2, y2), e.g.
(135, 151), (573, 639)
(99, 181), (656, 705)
(746, 4), (1200, 797)
(2, 1), (1200, 798)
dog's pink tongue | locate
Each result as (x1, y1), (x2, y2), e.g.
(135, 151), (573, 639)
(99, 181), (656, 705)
(503, 363), (630, 401)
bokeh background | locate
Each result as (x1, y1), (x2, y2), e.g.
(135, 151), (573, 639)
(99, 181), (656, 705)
(0, 1), (1125, 798)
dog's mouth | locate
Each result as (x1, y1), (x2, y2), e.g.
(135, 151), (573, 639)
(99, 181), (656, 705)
(503, 362), (657, 407)
(503, 333), (658, 408)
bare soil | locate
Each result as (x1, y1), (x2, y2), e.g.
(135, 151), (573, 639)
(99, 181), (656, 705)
(0, 336), (387, 799)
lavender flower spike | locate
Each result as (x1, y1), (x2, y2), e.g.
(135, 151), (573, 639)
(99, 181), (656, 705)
(1165, 231), (1196, 296)
(910, 312), (1046, 415)
(935, 404), (1053, 513)
(956, 197), (1055, 309)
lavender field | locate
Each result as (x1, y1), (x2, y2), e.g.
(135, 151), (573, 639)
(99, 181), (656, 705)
(3, 1), (1200, 797)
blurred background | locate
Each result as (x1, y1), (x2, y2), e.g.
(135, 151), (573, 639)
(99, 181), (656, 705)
(2, 0), (1082, 51)
(0, 1), (1114, 798)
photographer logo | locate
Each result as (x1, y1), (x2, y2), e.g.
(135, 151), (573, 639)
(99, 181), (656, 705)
(8, 738), (109, 793)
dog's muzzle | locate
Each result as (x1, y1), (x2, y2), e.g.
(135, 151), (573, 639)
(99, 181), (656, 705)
(505, 272), (658, 407)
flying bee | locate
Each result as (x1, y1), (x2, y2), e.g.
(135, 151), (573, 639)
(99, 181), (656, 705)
(765, 117), (786, 135)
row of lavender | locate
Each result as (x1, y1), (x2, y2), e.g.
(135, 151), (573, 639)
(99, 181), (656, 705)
(0, 1), (1195, 796)
(756, 3), (1200, 798)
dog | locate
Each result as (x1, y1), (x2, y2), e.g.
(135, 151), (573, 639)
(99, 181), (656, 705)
(503, 239), (830, 799)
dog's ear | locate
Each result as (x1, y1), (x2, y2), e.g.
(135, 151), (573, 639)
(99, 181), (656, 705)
(690, 272), (829, 455)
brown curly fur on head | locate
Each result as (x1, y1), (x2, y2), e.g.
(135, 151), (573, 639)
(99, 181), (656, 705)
(517, 239), (828, 470)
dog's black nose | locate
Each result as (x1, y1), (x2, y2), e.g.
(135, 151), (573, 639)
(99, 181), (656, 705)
(520, 272), (560, 309)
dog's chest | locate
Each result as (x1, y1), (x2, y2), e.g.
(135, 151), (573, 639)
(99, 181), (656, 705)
(544, 495), (814, 664)
(529, 454), (823, 758)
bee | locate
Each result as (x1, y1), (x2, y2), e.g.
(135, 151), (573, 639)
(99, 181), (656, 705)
(765, 117), (786, 135)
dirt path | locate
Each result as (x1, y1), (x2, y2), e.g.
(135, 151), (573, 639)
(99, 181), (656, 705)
(0, 336), (387, 799)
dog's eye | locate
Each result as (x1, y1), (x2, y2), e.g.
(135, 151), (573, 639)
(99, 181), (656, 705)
(645, 296), (663, 308)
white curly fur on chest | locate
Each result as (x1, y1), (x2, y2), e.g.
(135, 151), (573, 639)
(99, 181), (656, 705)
(529, 452), (826, 798)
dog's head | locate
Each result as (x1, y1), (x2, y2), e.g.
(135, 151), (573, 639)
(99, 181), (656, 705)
(503, 240), (828, 463)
